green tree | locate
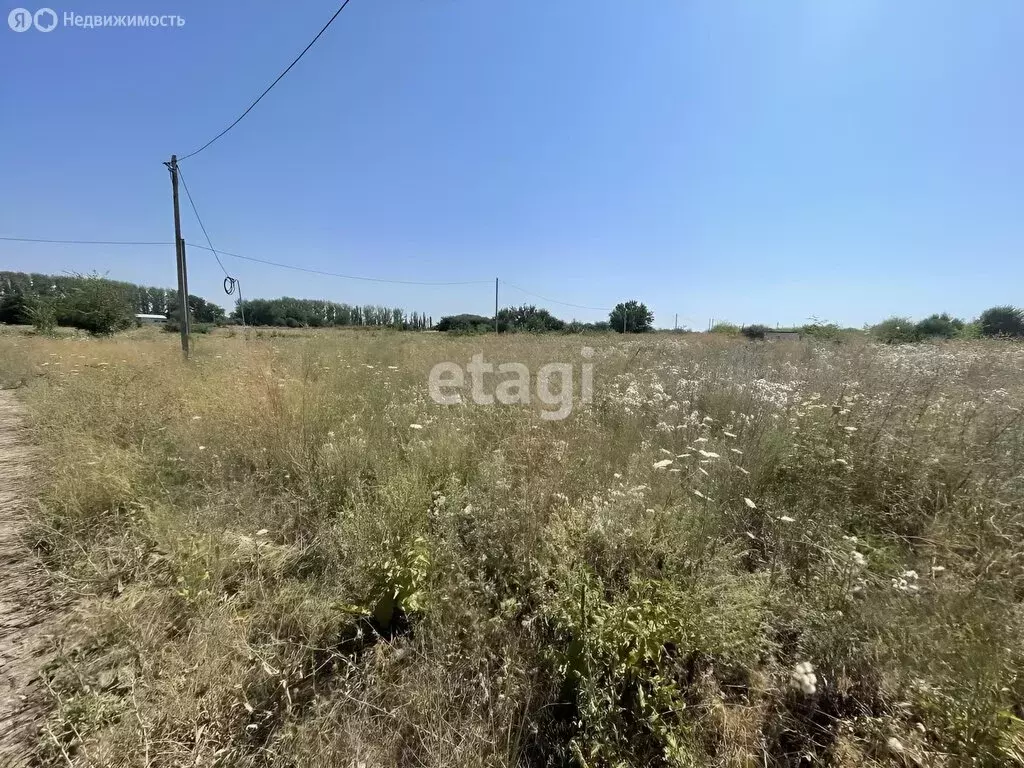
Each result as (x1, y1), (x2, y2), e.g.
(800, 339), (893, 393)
(609, 301), (653, 334)
(872, 316), (920, 344)
(56, 273), (135, 335)
(741, 324), (770, 340)
(978, 305), (1024, 338)
(497, 305), (566, 333)
(708, 322), (740, 335)
(915, 313), (964, 339)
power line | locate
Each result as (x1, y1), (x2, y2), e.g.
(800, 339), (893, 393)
(0, 236), (171, 246)
(1, 233), (489, 286)
(178, 0), (356, 162)
(176, 167), (248, 327)
(504, 282), (613, 312)
(189, 244), (493, 286)
(176, 166), (230, 278)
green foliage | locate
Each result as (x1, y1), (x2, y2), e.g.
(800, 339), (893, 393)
(496, 304), (566, 333)
(956, 321), (982, 340)
(872, 316), (920, 344)
(916, 313), (965, 339)
(609, 300), (654, 333)
(236, 297), (420, 329)
(708, 322), (740, 335)
(800, 322), (845, 341)
(741, 324), (770, 340)
(54, 273), (135, 335)
(435, 313), (493, 334)
(27, 297), (58, 334)
(979, 305), (1024, 338)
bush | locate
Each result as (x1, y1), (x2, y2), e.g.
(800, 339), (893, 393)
(435, 314), (493, 334)
(741, 324), (769, 340)
(872, 316), (920, 344)
(708, 322), (740, 335)
(979, 305), (1024, 338)
(915, 313), (964, 339)
(55, 274), (135, 335)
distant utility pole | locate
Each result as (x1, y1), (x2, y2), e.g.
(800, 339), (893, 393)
(494, 278), (499, 333)
(674, 313), (678, 331)
(164, 154), (190, 359)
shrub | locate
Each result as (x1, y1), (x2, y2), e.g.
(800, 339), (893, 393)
(978, 305), (1024, 338)
(915, 313), (964, 339)
(435, 314), (493, 334)
(708, 322), (740, 335)
(741, 324), (770, 340)
(55, 274), (135, 335)
(872, 316), (920, 344)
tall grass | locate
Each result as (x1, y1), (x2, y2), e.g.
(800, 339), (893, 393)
(2, 327), (1023, 767)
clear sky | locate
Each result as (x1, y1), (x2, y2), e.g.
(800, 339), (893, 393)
(2, 0), (1022, 328)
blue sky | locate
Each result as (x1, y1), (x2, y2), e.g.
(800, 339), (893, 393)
(2, 0), (1022, 328)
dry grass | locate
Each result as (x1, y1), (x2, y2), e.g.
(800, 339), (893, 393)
(1, 326), (1023, 767)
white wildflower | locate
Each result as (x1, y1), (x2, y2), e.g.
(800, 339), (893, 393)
(653, 459), (673, 469)
(744, 498), (757, 509)
(723, 431), (737, 438)
(409, 424), (424, 430)
(843, 426), (858, 433)
(790, 661), (817, 695)
(778, 515), (795, 523)
(730, 448), (744, 455)
(698, 450), (721, 459)
(255, 529), (269, 536)
(198, 445), (207, 451)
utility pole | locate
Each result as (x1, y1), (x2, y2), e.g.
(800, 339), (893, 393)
(674, 313), (678, 331)
(165, 155), (190, 359)
(494, 277), (499, 333)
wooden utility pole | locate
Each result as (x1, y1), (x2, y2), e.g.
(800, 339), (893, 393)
(165, 154), (190, 359)
(494, 278), (499, 333)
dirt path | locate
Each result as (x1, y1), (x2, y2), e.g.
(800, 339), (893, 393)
(0, 390), (53, 767)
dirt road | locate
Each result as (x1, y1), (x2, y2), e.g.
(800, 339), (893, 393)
(0, 390), (53, 767)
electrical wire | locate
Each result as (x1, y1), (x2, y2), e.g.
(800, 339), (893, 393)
(0, 236), (172, 246)
(177, 0), (356, 162)
(188, 243), (495, 286)
(503, 282), (613, 312)
(176, 167), (247, 327)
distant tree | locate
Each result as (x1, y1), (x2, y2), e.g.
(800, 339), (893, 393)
(435, 314), (493, 334)
(708, 322), (740, 335)
(915, 313), (964, 339)
(497, 305), (566, 333)
(800, 322), (844, 341)
(741, 324), (770, 340)
(871, 316), (920, 344)
(609, 301), (654, 333)
(978, 305), (1024, 338)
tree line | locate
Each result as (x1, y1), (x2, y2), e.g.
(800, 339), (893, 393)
(233, 297), (431, 329)
(436, 301), (656, 334)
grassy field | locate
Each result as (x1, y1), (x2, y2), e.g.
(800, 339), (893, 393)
(1, 326), (1023, 767)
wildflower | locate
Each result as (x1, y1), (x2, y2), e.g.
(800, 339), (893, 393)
(723, 431), (737, 438)
(191, 415), (201, 421)
(790, 661), (817, 695)
(778, 515), (795, 523)
(653, 459), (673, 469)
(931, 565), (946, 575)
(669, 468), (681, 473)
(255, 529), (268, 536)
(409, 424), (424, 430)
(198, 445), (207, 451)
(843, 426), (858, 433)
(850, 551), (867, 568)
(744, 498), (757, 509)
(698, 450), (721, 459)
(613, 472), (622, 479)
(692, 489), (712, 501)
(730, 448), (743, 455)
(388, 366), (399, 370)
